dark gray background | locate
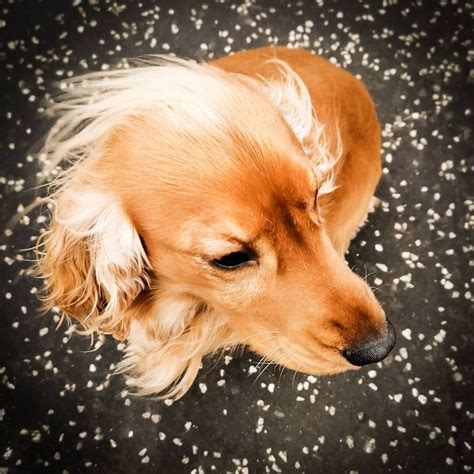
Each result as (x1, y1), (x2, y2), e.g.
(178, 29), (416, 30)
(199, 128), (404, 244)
(1, 0), (472, 472)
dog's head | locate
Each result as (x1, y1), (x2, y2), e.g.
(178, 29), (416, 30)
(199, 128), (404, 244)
(38, 57), (394, 398)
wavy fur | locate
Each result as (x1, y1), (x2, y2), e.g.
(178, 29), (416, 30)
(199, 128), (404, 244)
(35, 49), (382, 400)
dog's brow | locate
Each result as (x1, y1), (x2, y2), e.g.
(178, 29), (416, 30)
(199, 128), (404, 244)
(200, 236), (249, 256)
(271, 196), (307, 247)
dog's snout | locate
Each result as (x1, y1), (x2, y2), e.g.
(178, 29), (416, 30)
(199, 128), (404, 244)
(342, 319), (396, 366)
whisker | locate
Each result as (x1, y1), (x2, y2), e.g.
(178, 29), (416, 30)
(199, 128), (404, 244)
(277, 352), (297, 383)
(253, 344), (286, 382)
(254, 353), (282, 383)
(292, 362), (301, 388)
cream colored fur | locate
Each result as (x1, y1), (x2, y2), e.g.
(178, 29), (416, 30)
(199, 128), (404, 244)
(37, 55), (346, 398)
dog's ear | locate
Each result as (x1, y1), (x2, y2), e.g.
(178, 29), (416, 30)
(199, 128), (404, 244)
(264, 60), (314, 144)
(38, 188), (150, 340)
(264, 60), (342, 195)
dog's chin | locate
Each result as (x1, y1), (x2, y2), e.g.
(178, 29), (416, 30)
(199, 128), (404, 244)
(275, 352), (355, 377)
(248, 339), (354, 377)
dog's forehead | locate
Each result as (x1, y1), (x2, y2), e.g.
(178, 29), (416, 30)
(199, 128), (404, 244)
(179, 171), (315, 251)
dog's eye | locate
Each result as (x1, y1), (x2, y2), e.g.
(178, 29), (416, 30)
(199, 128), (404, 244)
(211, 251), (253, 270)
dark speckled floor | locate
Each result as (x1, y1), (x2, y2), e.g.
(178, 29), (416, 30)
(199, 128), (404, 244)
(1, 0), (473, 472)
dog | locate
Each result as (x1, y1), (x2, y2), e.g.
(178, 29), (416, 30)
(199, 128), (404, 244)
(37, 46), (395, 399)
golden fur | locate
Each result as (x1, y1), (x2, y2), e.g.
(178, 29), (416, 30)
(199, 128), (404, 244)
(37, 47), (391, 398)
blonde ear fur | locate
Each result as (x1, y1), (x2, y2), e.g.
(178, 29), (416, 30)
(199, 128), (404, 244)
(263, 59), (342, 195)
(37, 189), (150, 339)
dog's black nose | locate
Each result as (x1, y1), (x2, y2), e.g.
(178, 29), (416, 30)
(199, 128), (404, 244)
(342, 319), (396, 366)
